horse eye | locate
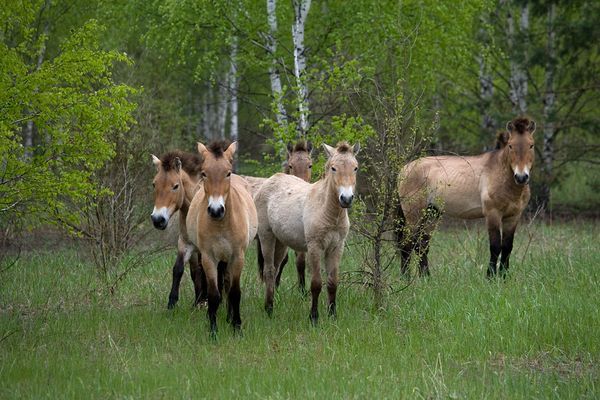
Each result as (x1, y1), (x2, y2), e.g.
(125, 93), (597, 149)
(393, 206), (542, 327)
(354, 167), (358, 172)
(152, 182), (155, 188)
(289, 165), (293, 169)
(173, 184), (179, 190)
(529, 144), (534, 149)
(508, 144), (513, 149)
(308, 165), (312, 169)
(331, 167), (337, 172)
(227, 171), (231, 177)
(201, 172), (207, 178)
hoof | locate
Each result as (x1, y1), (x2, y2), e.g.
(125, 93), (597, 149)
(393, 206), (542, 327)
(167, 298), (177, 309)
(265, 303), (273, 317)
(309, 312), (319, 326)
(194, 300), (208, 309)
(328, 303), (337, 319)
(209, 330), (218, 341)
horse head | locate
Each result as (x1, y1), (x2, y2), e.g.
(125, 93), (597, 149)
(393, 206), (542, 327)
(285, 141), (313, 182)
(150, 153), (185, 230)
(323, 141), (360, 208)
(197, 141), (236, 220)
(505, 117), (536, 185)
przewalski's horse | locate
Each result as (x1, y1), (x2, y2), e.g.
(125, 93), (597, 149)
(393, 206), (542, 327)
(186, 141), (258, 336)
(255, 141), (314, 292)
(395, 117), (536, 277)
(255, 142), (360, 324)
(150, 150), (207, 308)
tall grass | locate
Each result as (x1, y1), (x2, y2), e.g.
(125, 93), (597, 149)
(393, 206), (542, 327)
(0, 221), (598, 399)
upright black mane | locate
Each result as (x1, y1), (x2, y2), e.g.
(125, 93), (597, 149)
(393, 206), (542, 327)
(206, 140), (231, 158)
(160, 150), (203, 175)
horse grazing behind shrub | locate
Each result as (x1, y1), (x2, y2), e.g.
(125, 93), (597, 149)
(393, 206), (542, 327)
(396, 117), (536, 277)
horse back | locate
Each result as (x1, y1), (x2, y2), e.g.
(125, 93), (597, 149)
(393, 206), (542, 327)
(399, 155), (489, 220)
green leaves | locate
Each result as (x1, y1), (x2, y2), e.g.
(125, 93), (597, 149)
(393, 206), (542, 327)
(0, 11), (136, 229)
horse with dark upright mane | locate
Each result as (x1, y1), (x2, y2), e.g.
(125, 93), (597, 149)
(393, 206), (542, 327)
(395, 117), (536, 277)
(150, 150), (206, 308)
(186, 141), (257, 336)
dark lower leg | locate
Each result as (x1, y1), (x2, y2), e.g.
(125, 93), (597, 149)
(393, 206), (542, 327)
(310, 279), (321, 325)
(257, 238), (265, 281)
(487, 228), (502, 278)
(190, 254), (207, 305)
(417, 233), (431, 277)
(168, 253), (185, 309)
(327, 282), (337, 318)
(207, 288), (221, 337)
(228, 278), (242, 330)
(500, 229), (515, 277)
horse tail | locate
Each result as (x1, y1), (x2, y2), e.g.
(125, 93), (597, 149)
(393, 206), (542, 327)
(256, 237), (265, 281)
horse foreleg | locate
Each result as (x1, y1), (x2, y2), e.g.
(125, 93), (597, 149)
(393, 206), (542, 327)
(227, 255), (244, 332)
(307, 244), (322, 325)
(324, 245), (343, 318)
(485, 213), (502, 278)
(201, 255), (221, 338)
(296, 251), (307, 294)
(168, 252), (185, 309)
(500, 216), (519, 277)
(415, 232), (432, 277)
(189, 252), (207, 307)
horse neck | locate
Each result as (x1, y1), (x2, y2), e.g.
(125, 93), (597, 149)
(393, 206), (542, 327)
(317, 173), (347, 224)
(180, 170), (199, 213)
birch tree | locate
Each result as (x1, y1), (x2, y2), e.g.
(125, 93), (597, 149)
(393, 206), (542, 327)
(292, 0), (311, 137)
(265, 0), (287, 126)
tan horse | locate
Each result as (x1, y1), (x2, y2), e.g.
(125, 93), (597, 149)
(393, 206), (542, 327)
(150, 150), (206, 308)
(254, 141), (314, 292)
(255, 142), (360, 324)
(395, 117), (536, 277)
(186, 141), (258, 335)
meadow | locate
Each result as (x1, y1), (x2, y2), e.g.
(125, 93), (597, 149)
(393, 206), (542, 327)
(1, 219), (598, 399)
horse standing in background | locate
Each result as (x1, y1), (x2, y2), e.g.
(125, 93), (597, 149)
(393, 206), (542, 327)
(255, 142), (360, 324)
(150, 151), (206, 308)
(186, 141), (258, 336)
(395, 117), (536, 277)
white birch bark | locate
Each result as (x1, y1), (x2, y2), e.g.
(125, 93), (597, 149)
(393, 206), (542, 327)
(266, 0), (287, 126)
(217, 71), (229, 140)
(507, 2), (529, 114)
(228, 37), (239, 170)
(292, 0), (311, 137)
(541, 4), (556, 209)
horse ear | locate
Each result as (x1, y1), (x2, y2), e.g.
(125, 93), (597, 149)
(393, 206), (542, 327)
(528, 120), (536, 134)
(151, 154), (161, 169)
(495, 131), (509, 149)
(225, 141), (237, 162)
(506, 121), (514, 133)
(197, 142), (208, 157)
(306, 141), (313, 155)
(286, 142), (294, 154)
(322, 143), (335, 158)
(174, 157), (182, 172)
(352, 143), (361, 155)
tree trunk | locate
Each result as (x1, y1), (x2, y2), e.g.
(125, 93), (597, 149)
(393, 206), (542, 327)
(266, 0), (287, 126)
(507, 1), (529, 114)
(229, 37), (239, 171)
(292, 0), (311, 137)
(477, 52), (495, 144)
(540, 3), (556, 212)
(217, 70), (229, 140)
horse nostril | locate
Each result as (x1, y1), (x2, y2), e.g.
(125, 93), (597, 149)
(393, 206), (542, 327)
(151, 215), (167, 229)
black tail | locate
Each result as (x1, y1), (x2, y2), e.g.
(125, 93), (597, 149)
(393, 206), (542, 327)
(257, 238), (265, 281)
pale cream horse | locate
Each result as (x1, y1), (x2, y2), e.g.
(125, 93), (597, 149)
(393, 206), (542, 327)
(186, 141), (258, 335)
(396, 117), (536, 277)
(255, 142), (360, 324)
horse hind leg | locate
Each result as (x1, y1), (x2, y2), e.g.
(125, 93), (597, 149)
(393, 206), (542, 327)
(415, 205), (441, 277)
(259, 230), (277, 316)
(168, 252), (185, 309)
(189, 252), (208, 307)
(394, 202), (413, 275)
(274, 251), (289, 288)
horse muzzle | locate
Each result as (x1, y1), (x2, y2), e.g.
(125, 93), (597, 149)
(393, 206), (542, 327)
(207, 205), (225, 220)
(151, 214), (168, 230)
(513, 173), (529, 185)
(339, 194), (354, 208)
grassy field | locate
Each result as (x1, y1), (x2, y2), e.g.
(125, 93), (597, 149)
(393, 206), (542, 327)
(1, 220), (598, 399)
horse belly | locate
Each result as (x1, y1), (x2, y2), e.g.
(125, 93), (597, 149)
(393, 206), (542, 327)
(269, 203), (307, 252)
(435, 189), (483, 219)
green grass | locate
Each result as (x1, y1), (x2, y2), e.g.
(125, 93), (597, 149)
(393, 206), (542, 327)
(1, 221), (598, 399)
